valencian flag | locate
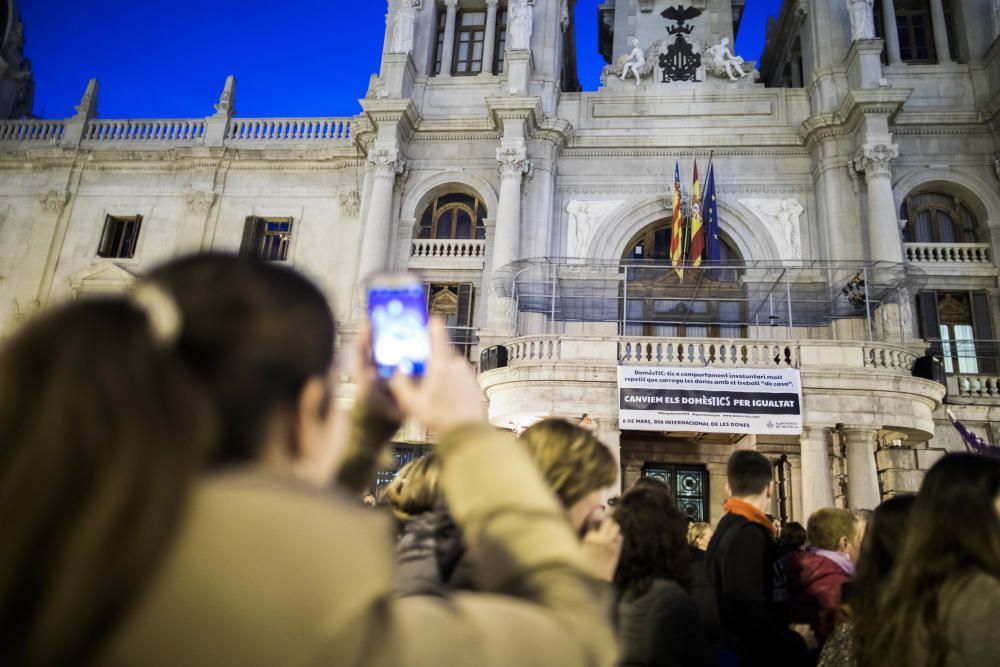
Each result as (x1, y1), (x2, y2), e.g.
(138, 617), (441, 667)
(688, 160), (704, 268)
(704, 158), (721, 263)
(669, 161), (684, 278)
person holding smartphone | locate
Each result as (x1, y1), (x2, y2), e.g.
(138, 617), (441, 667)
(0, 255), (618, 667)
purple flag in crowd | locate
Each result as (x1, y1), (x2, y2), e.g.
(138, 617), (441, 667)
(947, 409), (1000, 457)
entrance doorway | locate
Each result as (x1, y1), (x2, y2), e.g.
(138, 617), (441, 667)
(641, 463), (710, 521)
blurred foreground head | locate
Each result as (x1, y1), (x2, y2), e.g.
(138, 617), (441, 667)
(520, 418), (617, 532)
(0, 253), (338, 664)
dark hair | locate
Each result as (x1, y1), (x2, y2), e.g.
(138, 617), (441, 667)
(777, 521), (807, 554)
(0, 298), (216, 665)
(851, 494), (916, 661)
(630, 475), (671, 494)
(726, 450), (772, 497)
(612, 487), (693, 596)
(146, 254), (335, 465)
(863, 455), (1000, 667)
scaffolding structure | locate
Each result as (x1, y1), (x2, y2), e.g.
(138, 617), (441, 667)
(494, 259), (928, 344)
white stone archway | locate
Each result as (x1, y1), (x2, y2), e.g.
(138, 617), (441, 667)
(893, 168), (1000, 228)
(586, 195), (780, 262)
(400, 170), (500, 226)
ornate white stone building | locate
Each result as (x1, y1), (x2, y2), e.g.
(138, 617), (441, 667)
(1, 0), (998, 522)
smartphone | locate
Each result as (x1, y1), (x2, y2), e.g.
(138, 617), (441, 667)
(367, 273), (430, 379)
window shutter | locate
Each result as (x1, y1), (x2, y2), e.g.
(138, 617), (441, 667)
(457, 284), (474, 328)
(971, 291), (997, 374)
(240, 217), (258, 257)
(129, 216), (143, 258)
(97, 215), (113, 257)
(917, 291), (941, 356)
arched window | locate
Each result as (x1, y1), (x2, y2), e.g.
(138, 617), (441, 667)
(901, 192), (978, 243)
(417, 192), (487, 240)
(620, 220), (746, 339)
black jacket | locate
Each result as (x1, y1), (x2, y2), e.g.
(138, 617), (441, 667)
(696, 512), (809, 667)
(617, 578), (712, 667)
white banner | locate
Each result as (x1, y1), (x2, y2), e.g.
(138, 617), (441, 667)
(617, 366), (803, 435)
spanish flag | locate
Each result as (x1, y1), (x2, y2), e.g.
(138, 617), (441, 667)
(669, 161), (684, 278)
(689, 160), (704, 268)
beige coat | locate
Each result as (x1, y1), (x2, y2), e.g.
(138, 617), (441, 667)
(100, 423), (617, 666)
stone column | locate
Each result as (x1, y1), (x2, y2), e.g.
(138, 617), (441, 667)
(856, 144), (903, 264)
(179, 191), (216, 252)
(594, 418), (623, 499)
(799, 426), (835, 519)
(929, 0), (952, 63)
(357, 147), (405, 284)
(881, 0), (902, 64)
(486, 145), (530, 331)
(842, 426), (882, 510)
(789, 58), (803, 88)
(438, 0), (459, 77)
(481, 0), (499, 76)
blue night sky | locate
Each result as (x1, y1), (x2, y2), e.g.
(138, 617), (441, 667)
(19, 0), (783, 119)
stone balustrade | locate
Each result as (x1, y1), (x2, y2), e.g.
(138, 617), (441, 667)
(0, 119), (65, 142)
(226, 117), (351, 143)
(947, 374), (1000, 400)
(904, 242), (992, 265)
(409, 239), (486, 269)
(492, 335), (920, 375)
(0, 116), (352, 149)
(83, 119), (206, 143)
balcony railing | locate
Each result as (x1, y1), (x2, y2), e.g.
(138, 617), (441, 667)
(410, 239), (486, 269)
(0, 119), (65, 142)
(226, 117), (352, 143)
(904, 242), (993, 265)
(947, 374), (1000, 399)
(489, 335), (920, 375)
(83, 118), (206, 144)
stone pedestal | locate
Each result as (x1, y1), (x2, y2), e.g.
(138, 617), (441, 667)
(380, 53), (417, 99)
(506, 50), (532, 95)
(842, 426), (882, 509)
(846, 39), (886, 90)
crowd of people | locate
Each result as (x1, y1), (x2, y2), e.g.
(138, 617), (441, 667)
(1, 253), (998, 666)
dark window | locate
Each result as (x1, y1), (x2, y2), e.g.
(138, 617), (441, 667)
(889, 0), (957, 63)
(642, 463), (710, 522)
(495, 9), (508, 73)
(918, 291), (997, 375)
(417, 192), (487, 240)
(434, 5), (507, 76)
(901, 193), (978, 243)
(241, 216), (293, 261)
(454, 10), (486, 75)
(428, 283), (475, 359)
(97, 215), (142, 259)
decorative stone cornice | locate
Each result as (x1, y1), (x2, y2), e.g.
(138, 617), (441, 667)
(339, 190), (361, 216)
(359, 99), (420, 142)
(555, 182), (813, 195)
(185, 191), (216, 215)
(485, 96), (544, 133)
(39, 191), (69, 215)
(532, 118), (573, 148)
(853, 143), (899, 180)
(497, 145), (531, 180)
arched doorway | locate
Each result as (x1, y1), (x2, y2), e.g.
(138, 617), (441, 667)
(620, 220), (746, 338)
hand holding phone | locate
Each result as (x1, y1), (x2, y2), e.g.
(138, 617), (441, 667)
(367, 273), (430, 379)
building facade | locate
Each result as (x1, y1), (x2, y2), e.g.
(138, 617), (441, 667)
(1, 0), (998, 523)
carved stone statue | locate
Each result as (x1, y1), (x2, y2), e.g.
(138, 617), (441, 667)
(620, 38), (646, 85)
(847, 0), (876, 41)
(739, 198), (805, 260)
(509, 0), (533, 51)
(704, 38), (750, 81)
(390, 0), (419, 54)
(566, 201), (624, 258)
